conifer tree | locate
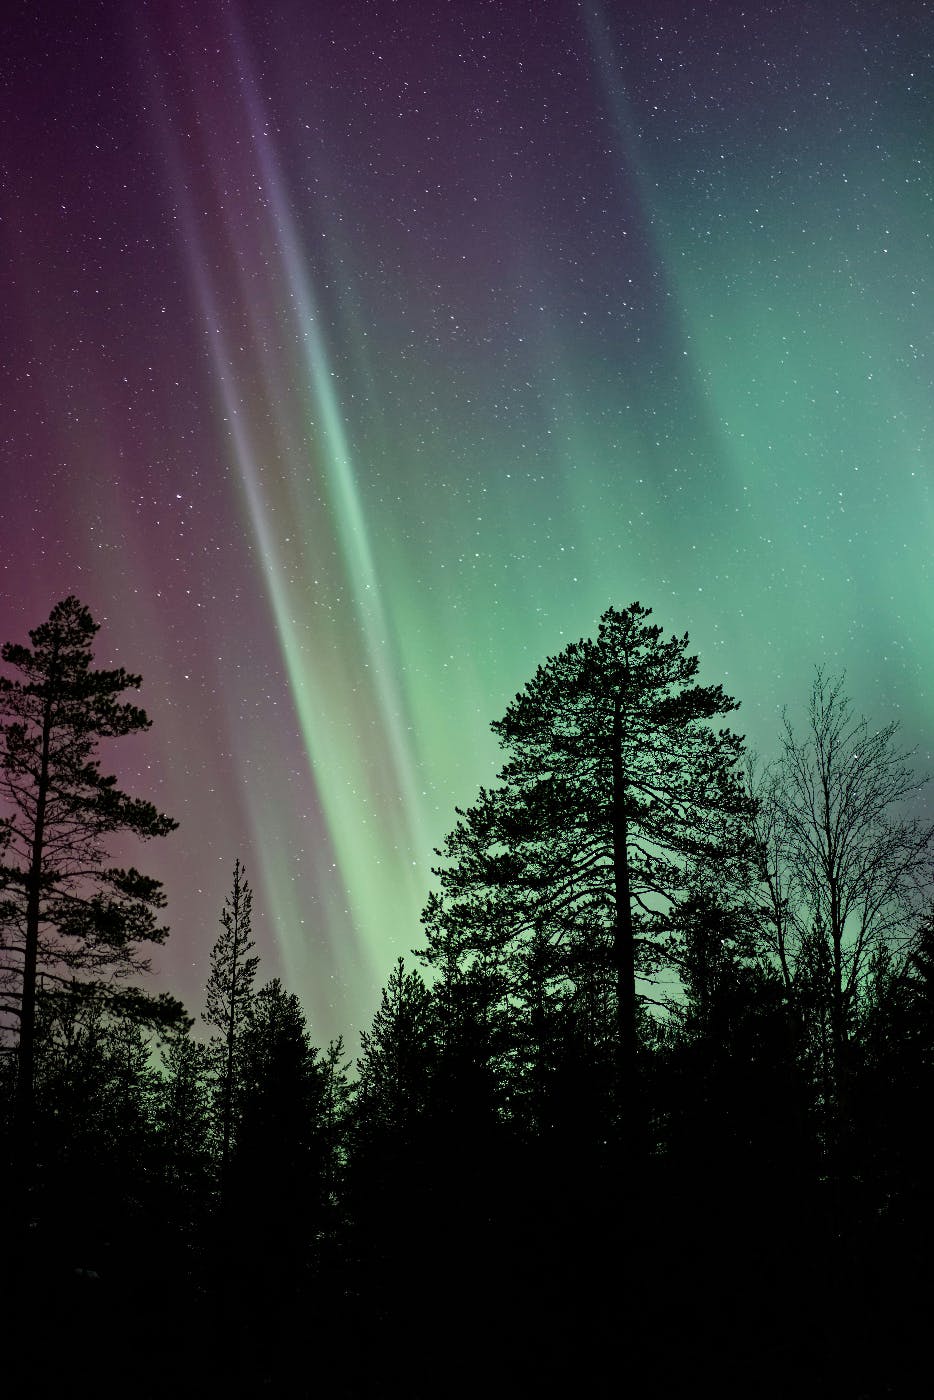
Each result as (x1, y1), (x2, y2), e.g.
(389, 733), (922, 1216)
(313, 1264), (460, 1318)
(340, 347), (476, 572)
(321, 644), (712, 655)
(234, 978), (329, 1287)
(0, 597), (179, 1159)
(356, 957), (436, 1141)
(422, 602), (753, 1110)
(156, 1025), (212, 1208)
(318, 1036), (352, 1206)
(236, 978), (321, 1173)
(31, 994), (162, 1266)
(203, 859), (258, 1191)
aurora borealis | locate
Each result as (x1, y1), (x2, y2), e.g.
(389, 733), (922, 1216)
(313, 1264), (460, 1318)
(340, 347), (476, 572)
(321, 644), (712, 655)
(1, 0), (931, 1045)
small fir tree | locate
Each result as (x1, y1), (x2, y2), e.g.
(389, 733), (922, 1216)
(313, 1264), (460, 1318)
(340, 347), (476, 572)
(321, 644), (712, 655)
(203, 859), (258, 1192)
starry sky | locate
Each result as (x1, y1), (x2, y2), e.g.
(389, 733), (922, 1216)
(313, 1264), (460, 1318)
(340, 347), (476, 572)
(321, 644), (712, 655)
(1, 0), (931, 1046)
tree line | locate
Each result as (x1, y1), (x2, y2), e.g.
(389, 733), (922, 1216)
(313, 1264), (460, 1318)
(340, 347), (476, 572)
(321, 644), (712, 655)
(2, 596), (933, 1397)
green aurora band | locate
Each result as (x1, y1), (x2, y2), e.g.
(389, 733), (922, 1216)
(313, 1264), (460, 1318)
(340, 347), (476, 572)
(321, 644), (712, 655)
(1, 0), (929, 1043)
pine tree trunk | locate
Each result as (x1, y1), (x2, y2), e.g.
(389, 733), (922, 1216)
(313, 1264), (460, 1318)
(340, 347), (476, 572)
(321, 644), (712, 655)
(611, 692), (636, 1112)
(222, 979), (237, 1205)
(15, 662), (56, 1178)
(221, 877), (241, 1208)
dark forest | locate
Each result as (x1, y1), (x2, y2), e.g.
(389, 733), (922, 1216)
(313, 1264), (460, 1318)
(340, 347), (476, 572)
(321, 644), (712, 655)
(3, 597), (933, 1398)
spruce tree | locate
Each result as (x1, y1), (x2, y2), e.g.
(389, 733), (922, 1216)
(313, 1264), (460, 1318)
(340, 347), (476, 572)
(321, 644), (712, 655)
(203, 859), (258, 1193)
(234, 979), (328, 1292)
(356, 957), (436, 1142)
(236, 978), (322, 1178)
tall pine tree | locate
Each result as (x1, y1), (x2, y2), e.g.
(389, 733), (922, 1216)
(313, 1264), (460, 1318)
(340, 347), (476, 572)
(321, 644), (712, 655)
(422, 602), (753, 1114)
(0, 597), (179, 1162)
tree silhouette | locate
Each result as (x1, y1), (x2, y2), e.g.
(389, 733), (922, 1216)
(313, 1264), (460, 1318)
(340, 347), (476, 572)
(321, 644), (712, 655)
(752, 671), (934, 1167)
(203, 859), (258, 1199)
(155, 1023), (212, 1226)
(356, 956), (436, 1142)
(232, 978), (330, 1302)
(0, 597), (179, 1166)
(236, 977), (322, 1176)
(853, 906), (934, 1221)
(33, 995), (159, 1253)
(6, 589), (934, 1396)
(349, 959), (437, 1282)
(422, 602), (752, 1117)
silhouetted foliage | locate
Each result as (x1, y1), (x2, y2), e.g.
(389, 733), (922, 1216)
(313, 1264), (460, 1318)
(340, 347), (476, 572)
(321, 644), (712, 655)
(230, 980), (330, 1278)
(203, 859), (259, 1196)
(9, 596), (934, 1397)
(422, 602), (754, 1135)
(751, 670), (934, 1200)
(154, 1023), (212, 1231)
(0, 597), (181, 1170)
(355, 956), (435, 1142)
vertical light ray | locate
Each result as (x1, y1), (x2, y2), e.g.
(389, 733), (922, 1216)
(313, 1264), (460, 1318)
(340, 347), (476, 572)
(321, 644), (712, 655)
(143, 21), (432, 1022)
(232, 30), (424, 805)
(230, 38), (432, 935)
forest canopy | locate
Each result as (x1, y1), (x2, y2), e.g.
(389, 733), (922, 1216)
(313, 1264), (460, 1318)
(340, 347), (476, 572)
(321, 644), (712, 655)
(3, 596), (933, 1398)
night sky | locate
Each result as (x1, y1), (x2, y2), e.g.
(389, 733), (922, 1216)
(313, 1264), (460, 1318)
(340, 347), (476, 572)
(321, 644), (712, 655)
(1, 0), (931, 1046)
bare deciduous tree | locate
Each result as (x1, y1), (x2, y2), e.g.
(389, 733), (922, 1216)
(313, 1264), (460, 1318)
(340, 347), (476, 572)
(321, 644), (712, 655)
(752, 671), (934, 1106)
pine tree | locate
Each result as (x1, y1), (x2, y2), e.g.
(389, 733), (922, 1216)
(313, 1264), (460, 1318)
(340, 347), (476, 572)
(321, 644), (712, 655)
(356, 957), (436, 1142)
(422, 602), (753, 1113)
(236, 978), (322, 1174)
(0, 597), (180, 1162)
(318, 1035), (352, 1207)
(203, 859), (258, 1192)
(233, 978), (329, 1292)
